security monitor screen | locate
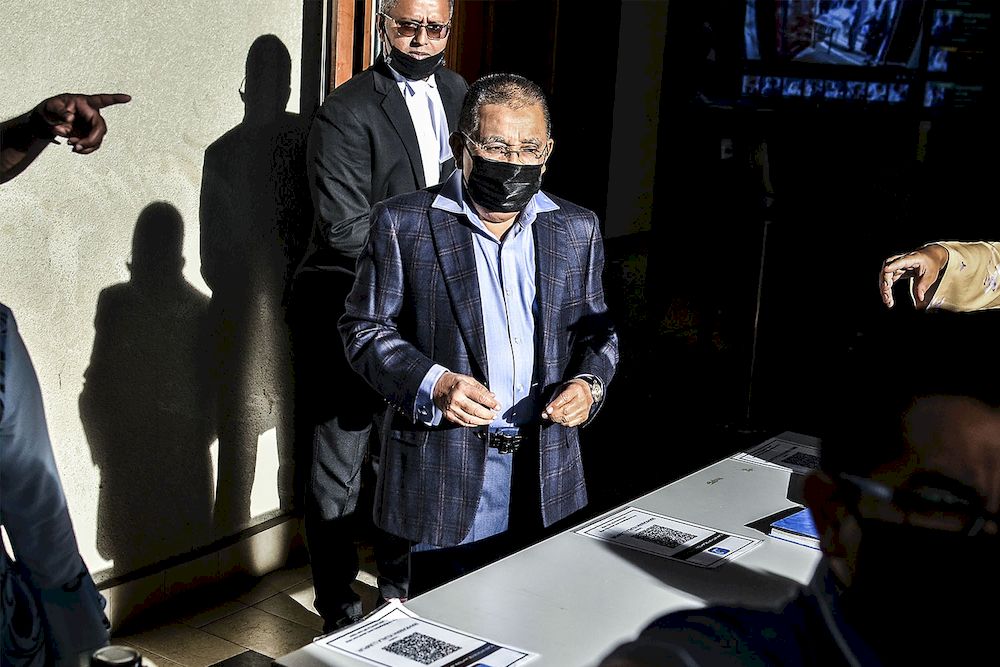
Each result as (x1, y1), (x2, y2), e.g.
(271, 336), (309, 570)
(744, 0), (925, 68)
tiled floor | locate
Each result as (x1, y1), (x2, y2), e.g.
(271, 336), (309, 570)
(111, 548), (381, 667)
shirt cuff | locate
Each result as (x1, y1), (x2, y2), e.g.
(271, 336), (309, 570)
(416, 364), (448, 426)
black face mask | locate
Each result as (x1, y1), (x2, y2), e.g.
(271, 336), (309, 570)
(384, 45), (445, 80)
(463, 150), (544, 214)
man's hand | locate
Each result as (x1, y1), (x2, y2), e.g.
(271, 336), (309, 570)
(37, 93), (132, 154)
(541, 379), (594, 428)
(880, 243), (948, 309)
(1, 92), (131, 182)
(433, 371), (499, 427)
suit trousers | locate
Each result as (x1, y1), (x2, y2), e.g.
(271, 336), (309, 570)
(289, 268), (409, 628)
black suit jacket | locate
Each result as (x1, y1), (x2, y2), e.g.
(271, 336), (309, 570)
(299, 57), (468, 273)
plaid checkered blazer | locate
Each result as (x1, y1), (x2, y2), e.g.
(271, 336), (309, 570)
(340, 186), (619, 546)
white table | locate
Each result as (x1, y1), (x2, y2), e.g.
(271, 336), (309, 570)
(276, 433), (822, 667)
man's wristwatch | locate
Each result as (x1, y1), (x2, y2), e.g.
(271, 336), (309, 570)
(579, 375), (603, 404)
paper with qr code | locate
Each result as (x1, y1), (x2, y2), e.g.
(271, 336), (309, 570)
(577, 507), (761, 567)
(729, 435), (820, 475)
(317, 599), (537, 666)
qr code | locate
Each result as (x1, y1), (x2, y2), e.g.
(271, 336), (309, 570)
(782, 452), (820, 469)
(634, 524), (696, 549)
(384, 632), (461, 665)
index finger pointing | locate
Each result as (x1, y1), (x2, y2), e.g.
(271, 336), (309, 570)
(87, 93), (132, 109)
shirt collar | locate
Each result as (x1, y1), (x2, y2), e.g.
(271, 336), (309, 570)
(432, 169), (559, 234)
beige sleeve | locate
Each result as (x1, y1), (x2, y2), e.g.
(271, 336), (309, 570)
(924, 241), (1000, 312)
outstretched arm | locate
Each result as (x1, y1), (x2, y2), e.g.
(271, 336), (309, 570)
(1, 92), (131, 183)
(881, 241), (1000, 312)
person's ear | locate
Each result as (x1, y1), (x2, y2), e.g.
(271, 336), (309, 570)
(449, 132), (464, 165)
(541, 138), (554, 175)
(377, 15), (389, 51)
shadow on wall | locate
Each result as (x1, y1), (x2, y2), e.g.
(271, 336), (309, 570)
(81, 35), (313, 582)
(80, 202), (215, 577)
(199, 34), (312, 534)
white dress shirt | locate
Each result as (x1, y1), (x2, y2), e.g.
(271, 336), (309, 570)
(389, 66), (452, 187)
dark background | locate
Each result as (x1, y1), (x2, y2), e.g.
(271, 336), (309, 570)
(435, 0), (998, 514)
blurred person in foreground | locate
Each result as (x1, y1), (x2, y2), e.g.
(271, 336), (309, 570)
(600, 314), (1000, 666)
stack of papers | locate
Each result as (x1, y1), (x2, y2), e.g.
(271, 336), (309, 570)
(576, 507), (762, 567)
(730, 433), (821, 504)
(315, 599), (538, 666)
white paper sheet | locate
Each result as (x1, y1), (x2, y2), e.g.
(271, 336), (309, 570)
(576, 507), (761, 567)
(315, 599), (538, 667)
(729, 436), (820, 475)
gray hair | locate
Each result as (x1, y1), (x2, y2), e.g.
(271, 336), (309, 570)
(379, 0), (455, 17)
(458, 73), (552, 140)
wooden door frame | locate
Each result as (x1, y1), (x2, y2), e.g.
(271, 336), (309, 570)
(327, 0), (356, 92)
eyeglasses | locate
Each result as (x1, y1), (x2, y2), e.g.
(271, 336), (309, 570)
(838, 471), (1000, 537)
(380, 13), (451, 40)
(462, 133), (550, 165)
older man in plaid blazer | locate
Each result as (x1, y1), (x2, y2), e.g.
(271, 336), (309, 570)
(340, 73), (618, 593)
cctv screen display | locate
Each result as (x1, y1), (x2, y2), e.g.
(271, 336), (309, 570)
(741, 0), (992, 110)
(744, 0), (925, 68)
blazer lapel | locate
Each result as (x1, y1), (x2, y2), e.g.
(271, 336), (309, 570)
(438, 72), (463, 139)
(374, 59), (426, 188)
(533, 208), (567, 386)
(437, 72), (463, 180)
(428, 207), (489, 383)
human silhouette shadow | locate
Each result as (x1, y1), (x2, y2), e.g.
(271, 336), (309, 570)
(200, 34), (311, 533)
(80, 202), (214, 577)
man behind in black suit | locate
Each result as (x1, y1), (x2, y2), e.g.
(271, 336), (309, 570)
(289, 0), (468, 631)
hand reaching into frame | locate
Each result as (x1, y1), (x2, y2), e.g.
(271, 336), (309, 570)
(37, 92), (132, 154)
(880, 244), (948, 309)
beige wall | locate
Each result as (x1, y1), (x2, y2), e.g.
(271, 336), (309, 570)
(1, 1), (306, 584)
